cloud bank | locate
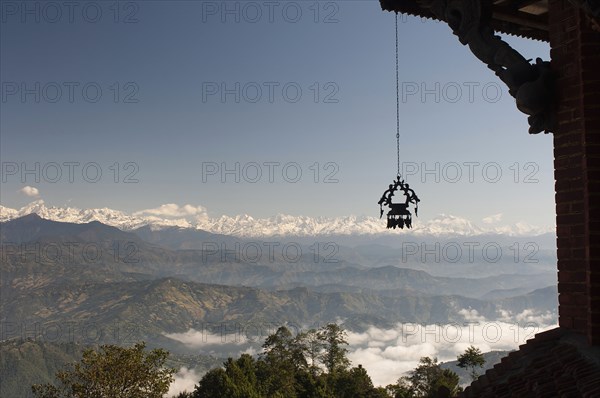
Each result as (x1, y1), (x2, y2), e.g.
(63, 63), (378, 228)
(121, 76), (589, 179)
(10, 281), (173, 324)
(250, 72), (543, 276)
(167, 367), (202, 397)
(345, 311), (556, 386)
(165, 309), (558, 390)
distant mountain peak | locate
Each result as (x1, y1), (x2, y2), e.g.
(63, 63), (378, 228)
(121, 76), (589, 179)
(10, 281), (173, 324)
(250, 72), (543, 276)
(18, 213), (42, 221)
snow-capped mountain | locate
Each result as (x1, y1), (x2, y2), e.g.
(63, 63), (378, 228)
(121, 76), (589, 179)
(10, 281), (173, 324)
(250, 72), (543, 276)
(0, 201), (192, 231)
(0, 200), (553, 237)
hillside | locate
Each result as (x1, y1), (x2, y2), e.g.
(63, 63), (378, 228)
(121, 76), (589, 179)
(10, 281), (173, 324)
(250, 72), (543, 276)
(0, 340), (82, 398)
(0, 339), (223, 398)
(0, 215), (559, 394)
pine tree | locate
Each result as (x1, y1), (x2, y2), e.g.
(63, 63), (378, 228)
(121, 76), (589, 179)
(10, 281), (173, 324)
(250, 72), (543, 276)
(259, 326), (303, 397)
(318, 323), (350, 375)
(294, 328), (325, 376)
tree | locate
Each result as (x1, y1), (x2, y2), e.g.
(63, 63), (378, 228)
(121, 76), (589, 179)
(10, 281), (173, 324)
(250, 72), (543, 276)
(294, 328), (325, 376)
(192, 368), (229, 398)
(192, 355), (261, 398)
(192, 324), (384, 398)
(258, 326), (303, 397)
(333, 364), (384, 398)
(457, 345), (485, 381)
(434, 369), (460, 397)
(403, 357), (461, 398)
(318, 323), (350, 374)
(293, 370), (330, 398)
(31, 342), (175, 398)
(386, 378), (414, 398)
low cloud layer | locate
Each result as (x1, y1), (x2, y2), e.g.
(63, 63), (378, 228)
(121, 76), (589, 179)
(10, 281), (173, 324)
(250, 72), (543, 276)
(167, 367), (202, 397)
(165, 308), (557, 392)
(346, 310), (556, 386)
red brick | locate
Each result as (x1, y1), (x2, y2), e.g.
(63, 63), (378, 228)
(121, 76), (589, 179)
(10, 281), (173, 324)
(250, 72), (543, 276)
(555, 168), (585, 181)
(556, 191), (585, 202)
(555, 134), (583, 148)
(559, 271), (587, 283)
(574, 317), (588, 332)
(559, 315), (574, 329)
(559, 282), (587, 293)
(559, 293), (588, 305)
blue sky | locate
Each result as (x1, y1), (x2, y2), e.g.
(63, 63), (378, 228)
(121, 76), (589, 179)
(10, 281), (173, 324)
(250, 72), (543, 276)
(1, 1), (554, 227)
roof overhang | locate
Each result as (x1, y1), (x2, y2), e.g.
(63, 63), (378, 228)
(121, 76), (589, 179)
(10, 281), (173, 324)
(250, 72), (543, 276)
(380, 0), (550, 41)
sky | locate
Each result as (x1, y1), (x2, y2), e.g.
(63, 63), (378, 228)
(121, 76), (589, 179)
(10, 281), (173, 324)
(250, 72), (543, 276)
(1, 0), (555, 228)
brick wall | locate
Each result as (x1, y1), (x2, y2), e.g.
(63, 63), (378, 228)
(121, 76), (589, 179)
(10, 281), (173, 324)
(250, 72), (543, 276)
(548, 0), (600, 345)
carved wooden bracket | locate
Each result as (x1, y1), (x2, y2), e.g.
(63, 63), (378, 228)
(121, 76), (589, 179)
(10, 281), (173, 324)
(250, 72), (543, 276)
(381, 0), (556, 134)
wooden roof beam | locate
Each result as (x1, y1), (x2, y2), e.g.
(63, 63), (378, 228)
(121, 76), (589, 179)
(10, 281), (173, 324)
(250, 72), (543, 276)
(492, 10), (549, 31)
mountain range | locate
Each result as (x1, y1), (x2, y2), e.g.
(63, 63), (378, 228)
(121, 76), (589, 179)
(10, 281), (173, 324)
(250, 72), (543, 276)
(1, 215), (558, 345)
(0, 214), (559, 396)
(0, 200), (555, 237)
(1, 214), (557, 295)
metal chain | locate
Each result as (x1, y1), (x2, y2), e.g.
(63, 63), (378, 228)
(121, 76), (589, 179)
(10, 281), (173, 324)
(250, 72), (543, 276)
(395, 12), (400, 178)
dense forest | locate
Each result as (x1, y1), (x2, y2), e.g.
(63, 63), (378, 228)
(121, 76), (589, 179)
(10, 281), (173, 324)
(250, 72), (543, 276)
(26, 324), (487, 398)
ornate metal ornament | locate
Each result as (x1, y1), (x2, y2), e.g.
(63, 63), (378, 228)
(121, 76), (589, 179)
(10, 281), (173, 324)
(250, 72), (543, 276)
(378, 13), (421, 229)
(378, 175), (420, 229)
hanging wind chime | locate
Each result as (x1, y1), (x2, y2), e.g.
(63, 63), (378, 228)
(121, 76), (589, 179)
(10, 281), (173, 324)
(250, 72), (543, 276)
(378, 13), (420, 229)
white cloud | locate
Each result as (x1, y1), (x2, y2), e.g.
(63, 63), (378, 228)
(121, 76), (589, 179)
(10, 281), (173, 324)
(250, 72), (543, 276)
(167, 367), (202, 397)
(18, 186), (40, 197)
(482, 213), (502, 224)
(345, 309), (557, 386)
(133, 203), (208, 221)
(498, 309), (556, 325)
(164, 309), (558, 389)
(457, 308), (487, 322)
(164, 329), (247, 349)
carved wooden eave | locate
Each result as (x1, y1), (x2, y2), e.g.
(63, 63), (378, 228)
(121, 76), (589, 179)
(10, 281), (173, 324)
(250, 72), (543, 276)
(380, 0), (558, 134)
(381, 0), (551, 41)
